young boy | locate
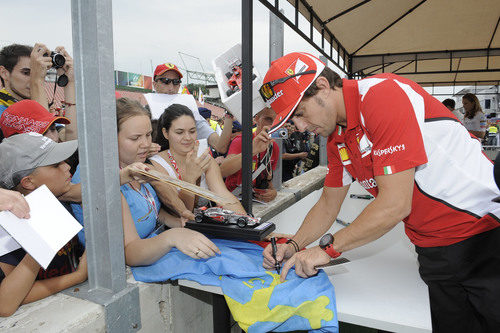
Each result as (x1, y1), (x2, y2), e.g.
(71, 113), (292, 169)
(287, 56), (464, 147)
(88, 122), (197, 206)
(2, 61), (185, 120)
(0, 132), (87, 316)
(219, 107), (279, 202)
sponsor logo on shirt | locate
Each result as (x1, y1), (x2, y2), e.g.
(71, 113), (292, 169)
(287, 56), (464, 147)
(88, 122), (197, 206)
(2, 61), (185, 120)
(337, 143), (351, 165)
(359, 178), (377, 190)
(357, 133), (372, 157)
(373, 144), (405, 157)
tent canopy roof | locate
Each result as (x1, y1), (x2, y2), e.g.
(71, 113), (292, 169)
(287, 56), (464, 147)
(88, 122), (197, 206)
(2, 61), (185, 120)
(271, 0), (500, 86)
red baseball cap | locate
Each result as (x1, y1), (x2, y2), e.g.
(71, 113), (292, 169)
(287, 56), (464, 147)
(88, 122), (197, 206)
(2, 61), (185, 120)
(262, 52), (325, 133)
(153, 62), (183, 79)
(0, 100), (70, 138)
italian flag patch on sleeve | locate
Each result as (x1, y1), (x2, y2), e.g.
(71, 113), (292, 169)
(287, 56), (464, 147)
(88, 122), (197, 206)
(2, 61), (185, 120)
(383, 166), (394, 175)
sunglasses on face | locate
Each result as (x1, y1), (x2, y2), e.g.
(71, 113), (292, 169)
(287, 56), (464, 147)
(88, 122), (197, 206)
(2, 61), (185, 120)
(259, 70), (316, 102)
(156, 78), (182, 85)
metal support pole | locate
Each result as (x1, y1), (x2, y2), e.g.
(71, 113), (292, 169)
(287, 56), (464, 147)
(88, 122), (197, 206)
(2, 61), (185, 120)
(68, 1), (140, 332)
(269, 9), (284, 65)
(319, 136), (328, 166)
(270, 8), (284, 191)
(272, 138), (283, 190)
(242, 0), (253, 213)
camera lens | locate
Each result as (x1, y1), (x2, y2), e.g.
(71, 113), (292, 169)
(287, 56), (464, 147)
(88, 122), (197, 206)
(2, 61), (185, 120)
(50, 52), (65, 69)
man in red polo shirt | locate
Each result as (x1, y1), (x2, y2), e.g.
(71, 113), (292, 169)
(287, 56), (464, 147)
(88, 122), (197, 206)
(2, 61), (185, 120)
(261, 52), (500, 332)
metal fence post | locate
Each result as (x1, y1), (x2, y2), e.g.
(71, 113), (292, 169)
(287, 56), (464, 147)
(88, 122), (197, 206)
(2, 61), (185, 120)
(272, 138), (283, 190)
(66, 1), (140, 331)
(269, 9), (284, 66)
(319, 136), (328, 166)
(270, 8), (285, 191)
(242, 0), (254, 214)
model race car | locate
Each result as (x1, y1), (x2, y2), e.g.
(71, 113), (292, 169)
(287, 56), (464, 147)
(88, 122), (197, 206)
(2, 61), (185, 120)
(194, 206), (261, 228)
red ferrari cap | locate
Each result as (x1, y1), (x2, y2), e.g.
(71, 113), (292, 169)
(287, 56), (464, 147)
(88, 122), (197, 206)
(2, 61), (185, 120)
(0, 100), (70, 138)
(262, 52), (325, 133)
(154, 62), (183, 79)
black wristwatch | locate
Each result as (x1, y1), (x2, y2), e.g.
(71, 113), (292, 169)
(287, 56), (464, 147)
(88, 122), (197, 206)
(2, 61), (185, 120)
(319, 233), (341, 258)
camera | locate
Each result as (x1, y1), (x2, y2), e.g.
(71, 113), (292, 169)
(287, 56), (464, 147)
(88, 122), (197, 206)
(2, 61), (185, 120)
(270, 127), (288, 139)
(44, 51), (65, 69)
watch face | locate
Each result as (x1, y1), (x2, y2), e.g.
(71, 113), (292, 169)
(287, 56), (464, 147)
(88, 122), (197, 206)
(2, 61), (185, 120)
(319, 233), (334, 249)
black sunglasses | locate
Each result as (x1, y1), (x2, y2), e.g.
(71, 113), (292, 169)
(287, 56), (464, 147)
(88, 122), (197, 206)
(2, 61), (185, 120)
(156, 78), (182, 85)
(259, 70), (316, 102)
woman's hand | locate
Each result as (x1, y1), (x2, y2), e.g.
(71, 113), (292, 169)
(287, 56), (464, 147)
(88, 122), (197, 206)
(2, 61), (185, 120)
(180, 209), (195, 226)
(119, 162), (152, 185)
(147, 143), (161, 158)
(169, 228), (221, 259)
(183, 141), (211, 183)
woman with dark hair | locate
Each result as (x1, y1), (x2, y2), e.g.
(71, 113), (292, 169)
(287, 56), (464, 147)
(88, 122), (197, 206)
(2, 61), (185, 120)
(462, 93), (486, 139)
(151, 103), (245, 213)
(72, 98), (220, 265)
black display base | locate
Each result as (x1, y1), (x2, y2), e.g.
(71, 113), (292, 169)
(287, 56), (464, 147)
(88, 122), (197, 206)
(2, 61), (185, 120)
(185, 220), (276, 241)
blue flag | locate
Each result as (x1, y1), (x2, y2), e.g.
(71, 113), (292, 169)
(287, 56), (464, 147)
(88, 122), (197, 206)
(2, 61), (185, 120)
(131, 239), (338, 332)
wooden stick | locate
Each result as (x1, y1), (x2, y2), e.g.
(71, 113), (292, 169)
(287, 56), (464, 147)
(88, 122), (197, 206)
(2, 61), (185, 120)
(132, 168), (236, 205)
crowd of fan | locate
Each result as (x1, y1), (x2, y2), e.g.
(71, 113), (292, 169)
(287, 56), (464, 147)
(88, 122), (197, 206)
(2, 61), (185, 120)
(0, 43), (320, 316)
(0, 42), (495, 317)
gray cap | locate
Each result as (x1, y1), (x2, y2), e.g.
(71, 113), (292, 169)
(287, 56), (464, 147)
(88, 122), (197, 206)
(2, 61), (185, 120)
(0, 132), (78, 189)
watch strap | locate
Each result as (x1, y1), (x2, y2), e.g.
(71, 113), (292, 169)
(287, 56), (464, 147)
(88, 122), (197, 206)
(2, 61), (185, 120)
(323, 244), (342, 259)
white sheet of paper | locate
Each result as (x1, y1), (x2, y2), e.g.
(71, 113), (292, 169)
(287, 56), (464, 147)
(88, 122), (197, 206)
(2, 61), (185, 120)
(0, 225), (21, 256)
(0, 185), (82, 269)
(144, 93), (204, 121)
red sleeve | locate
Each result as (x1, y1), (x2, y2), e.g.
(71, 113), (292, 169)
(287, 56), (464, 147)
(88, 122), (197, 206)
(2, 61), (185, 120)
(227, 135), (242, 155)
(362, 80), (428, 176)
(324, 136), (354, 187)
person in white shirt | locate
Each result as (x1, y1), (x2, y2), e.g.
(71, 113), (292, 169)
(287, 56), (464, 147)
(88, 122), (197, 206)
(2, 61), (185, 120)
(462, 93), (486, 139)
(149, 62), (233, 153)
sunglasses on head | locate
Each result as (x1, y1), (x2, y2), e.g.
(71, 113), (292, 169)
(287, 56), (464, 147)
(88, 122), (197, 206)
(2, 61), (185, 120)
(156, 77), (182, 85)
(259, 70), (316, 102)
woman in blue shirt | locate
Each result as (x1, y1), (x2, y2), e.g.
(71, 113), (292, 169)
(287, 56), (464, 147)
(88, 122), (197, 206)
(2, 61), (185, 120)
(73, 98), (220, 266)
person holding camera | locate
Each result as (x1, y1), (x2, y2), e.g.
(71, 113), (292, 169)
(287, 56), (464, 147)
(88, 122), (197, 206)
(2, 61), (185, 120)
(219, 107), (279, 202)
(0, 43), (77, 142)
(281, 122), (309, 182)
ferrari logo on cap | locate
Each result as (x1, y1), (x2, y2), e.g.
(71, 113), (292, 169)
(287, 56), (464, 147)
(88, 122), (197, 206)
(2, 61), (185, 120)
(165, 63), (175, 69)
(285, 58), (309, 82)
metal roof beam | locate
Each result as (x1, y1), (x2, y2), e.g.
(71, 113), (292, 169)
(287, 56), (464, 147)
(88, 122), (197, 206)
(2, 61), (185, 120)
(352, 48), (500, 73)
(488, 16), (500, 50)
(323, 0), (373, 25)
(258, 0), (349, 74)
(353, 0), (427, 55)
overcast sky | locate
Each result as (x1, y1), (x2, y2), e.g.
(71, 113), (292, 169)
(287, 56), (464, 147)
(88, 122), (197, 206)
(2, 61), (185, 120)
(3, 0), (463, 98)
(2, 1), (335, 78)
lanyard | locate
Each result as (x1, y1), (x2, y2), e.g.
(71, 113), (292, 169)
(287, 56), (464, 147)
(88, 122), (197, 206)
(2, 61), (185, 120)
(167, 150), (182, 180)
(128, 183), (159, 221)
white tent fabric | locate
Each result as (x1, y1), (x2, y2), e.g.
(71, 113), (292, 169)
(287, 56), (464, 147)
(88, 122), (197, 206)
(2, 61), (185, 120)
(284, 0), (500, 85)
